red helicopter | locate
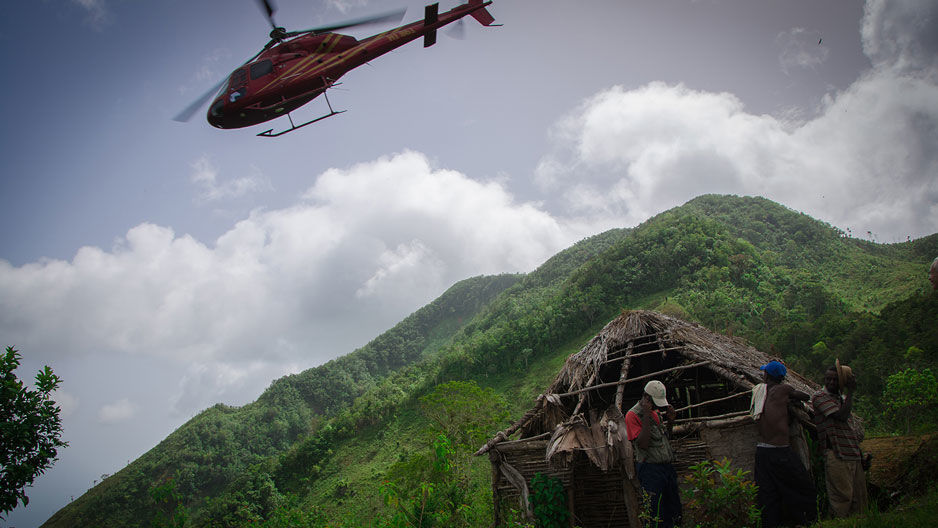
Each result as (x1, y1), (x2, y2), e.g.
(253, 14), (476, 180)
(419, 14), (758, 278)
(174, 0), (496, 137)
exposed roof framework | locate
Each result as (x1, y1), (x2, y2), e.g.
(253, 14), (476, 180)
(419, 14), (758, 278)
(476, 310), (831, 528)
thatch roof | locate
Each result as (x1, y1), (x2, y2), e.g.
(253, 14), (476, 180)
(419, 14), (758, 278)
(476, 309), (827, 460)
(476, 310), (853, 528)
(550, 309), (815, 395)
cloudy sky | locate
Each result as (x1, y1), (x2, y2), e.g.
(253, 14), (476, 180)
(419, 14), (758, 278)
(2, 0), (937, 525)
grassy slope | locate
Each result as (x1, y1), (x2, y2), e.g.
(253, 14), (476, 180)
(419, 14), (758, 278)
(41, 275), (523, 527)
(41, 228), (628, 528)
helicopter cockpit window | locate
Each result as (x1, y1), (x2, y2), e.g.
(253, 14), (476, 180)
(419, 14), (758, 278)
(250, 60), (274, 80)
(210, 99), (225, 118)
(228, 68), (247, 90)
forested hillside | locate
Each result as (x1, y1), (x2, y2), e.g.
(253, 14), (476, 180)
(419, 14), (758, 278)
(43, 195), (937, 527)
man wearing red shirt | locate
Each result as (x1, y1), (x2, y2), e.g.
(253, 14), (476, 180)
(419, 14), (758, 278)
(625, 380), (681, 528)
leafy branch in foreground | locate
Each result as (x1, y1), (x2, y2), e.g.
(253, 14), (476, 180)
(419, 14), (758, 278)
(0, 346), (68, 517)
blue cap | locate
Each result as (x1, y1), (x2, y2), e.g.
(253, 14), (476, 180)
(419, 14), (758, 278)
(760, 360), (787, 379)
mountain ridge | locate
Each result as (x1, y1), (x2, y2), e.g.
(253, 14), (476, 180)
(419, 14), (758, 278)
(42, 194), (937, 527)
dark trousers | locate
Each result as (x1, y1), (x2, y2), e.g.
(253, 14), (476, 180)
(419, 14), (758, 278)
(755, 446), (818, 527)
(636, 462), (682, 528)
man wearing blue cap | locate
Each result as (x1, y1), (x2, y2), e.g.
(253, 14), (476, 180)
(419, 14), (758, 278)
(754, 360), (817, 527)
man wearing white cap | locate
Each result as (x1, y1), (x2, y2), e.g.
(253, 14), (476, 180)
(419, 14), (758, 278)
(625, 380), (681, 528)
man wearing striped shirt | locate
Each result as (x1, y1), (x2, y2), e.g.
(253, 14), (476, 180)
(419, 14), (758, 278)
(811, 364), (867, 517)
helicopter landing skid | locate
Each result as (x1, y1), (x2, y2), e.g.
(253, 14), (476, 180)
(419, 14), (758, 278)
(257, 91), (345, 138)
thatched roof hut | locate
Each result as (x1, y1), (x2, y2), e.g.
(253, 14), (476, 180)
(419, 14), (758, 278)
(476, 310), (833, 528)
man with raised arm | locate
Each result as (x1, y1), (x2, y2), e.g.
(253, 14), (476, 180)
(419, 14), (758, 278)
(625, 380), (681, 528)
(753, 360), (817, 527)
(812, 361), (867, 517)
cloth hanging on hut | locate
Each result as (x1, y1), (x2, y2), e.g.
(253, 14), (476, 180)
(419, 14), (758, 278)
(750, 383), (767, 420)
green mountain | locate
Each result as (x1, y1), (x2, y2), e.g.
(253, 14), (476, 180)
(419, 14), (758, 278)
(42, 195), (937, 527)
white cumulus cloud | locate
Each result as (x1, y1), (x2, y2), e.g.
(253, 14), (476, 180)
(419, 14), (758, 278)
(190, 155), (271, 203)
(98, 398), (137, 424)
(0, 151), (587, 416)
(536, 0), (938, 242)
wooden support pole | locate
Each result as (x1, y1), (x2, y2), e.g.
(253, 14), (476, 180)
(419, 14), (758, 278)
(614, 342), (634, 411)
(553, 361), (712, 399)
(616, 341), (632, 411)
(703, 361), (754, 391)
(602, 345), (684, 365)
(673, 390), (750, 414)
(572, 369), (599, 416)
(672, 413), (753, 435)
(489, 453), (501, 528)
(493, 431), (551, 446)
(671, 409), (749, 424)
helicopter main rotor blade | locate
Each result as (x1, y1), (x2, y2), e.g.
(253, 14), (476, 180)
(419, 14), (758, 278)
(445, 18), (465, 40)
(287, 7), (407, 37)
(255, 0), (278, 30)
(173, 78), (228, 122)
(173, 43), (272, 124)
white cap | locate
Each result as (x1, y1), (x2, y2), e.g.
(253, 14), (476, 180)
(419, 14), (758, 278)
(644, 380), (669, 407)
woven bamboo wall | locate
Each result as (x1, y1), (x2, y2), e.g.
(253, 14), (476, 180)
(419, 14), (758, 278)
(570, 454), (630, 527)
(490, 425), (762, 527)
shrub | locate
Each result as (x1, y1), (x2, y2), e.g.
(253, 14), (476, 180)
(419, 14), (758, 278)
(682, 459), (760, 528)
(528, 473), (569, 528)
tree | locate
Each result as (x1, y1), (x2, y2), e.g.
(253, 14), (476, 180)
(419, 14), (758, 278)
(1, 346), (68, 517)
(883, 368), (938, 434)
(149, 478), (189, 528)
(418, 381), (510, 457)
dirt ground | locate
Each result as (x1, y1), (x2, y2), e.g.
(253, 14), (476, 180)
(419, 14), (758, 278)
(862, 433), (938, 499)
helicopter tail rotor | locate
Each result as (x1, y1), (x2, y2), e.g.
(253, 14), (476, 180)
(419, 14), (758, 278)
(467, 0), (496, 27)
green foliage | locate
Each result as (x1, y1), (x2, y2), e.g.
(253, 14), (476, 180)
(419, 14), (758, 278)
(682, 459), (760, 528)
(637, 488), (663, 527)
(247, 495), (326, 528)
(149, 479), (189, 528)
(380, 435), (477, 528)
(528, 473), (568, 528)
(0, 346), (68, 517)
(884, 368), (938, 434)
(418, 381), (510, 456)
(378, 381), (511, 528)
(848, 292), (938, 433)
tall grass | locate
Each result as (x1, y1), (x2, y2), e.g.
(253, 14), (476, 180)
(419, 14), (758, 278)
(816, 486), (938, 528)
